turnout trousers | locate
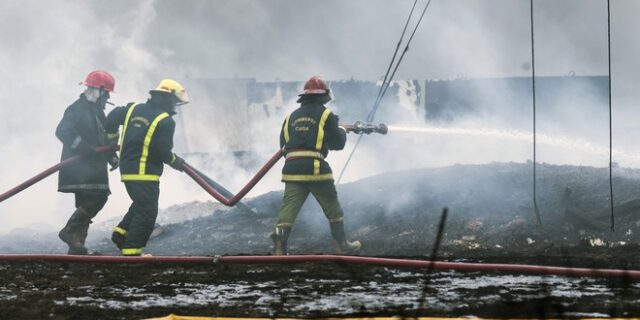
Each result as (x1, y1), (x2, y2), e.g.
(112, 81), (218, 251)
(275, 182), (344, 227)
(74, 190), (109, 218)
(59, 190), (109, 254)
(116, 181), (160, 254)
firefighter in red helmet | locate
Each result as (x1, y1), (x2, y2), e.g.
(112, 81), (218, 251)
(272, 76), (361, 255)
(56, 70), (118, 255)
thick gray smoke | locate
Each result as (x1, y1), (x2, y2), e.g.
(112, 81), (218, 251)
(0, 0), (638, 236)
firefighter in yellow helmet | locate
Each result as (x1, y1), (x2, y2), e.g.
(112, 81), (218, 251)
(105, 79), (189, 256)
(272, 76), (361, 255)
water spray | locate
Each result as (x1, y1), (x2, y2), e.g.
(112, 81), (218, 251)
(386, 125), (640, 166)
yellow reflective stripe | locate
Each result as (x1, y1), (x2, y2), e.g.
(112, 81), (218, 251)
(283, 114), (291, 143)
(313, 159), (320, 175)
(139, 112), (169, 175)
(285, 151), (324, 160)
(106, 133), (120, 139)
(121, 174), (161, 182)
(170, 153), (176, 164)
(113, 227), (128, 235)
(282, 173), (334, 181)
(275, 223), (293, 227)
(315, 108), (332, 150)
(119, 103), (139, 154)
(122, 248), (143, 255)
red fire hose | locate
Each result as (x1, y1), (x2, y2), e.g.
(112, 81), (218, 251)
(0, 145), (282, 208)
(182, 150), (283, 206)
(0, 145), (117, 203)
(0, 254), (638, 279)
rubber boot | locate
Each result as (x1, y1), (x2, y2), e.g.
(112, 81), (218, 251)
(111, 227), (127, 250)
(76, 220), (92, 252)
(330, 221), (361, 254)
(271, 226), (291, 255)
(58, 209), (90, 255)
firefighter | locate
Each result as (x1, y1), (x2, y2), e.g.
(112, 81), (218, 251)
(272, 76), (361, 255)
(56, 70), (118, 255)
(105, 79), (188, 256)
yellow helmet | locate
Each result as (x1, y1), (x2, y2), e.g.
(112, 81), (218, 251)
(151, 79), (189, 104)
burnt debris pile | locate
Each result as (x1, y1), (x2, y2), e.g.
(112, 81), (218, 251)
(84, 162), (640, 260)
(3, 162), (640, 260)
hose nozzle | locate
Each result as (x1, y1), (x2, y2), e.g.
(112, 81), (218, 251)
(342, 121), (388, 135)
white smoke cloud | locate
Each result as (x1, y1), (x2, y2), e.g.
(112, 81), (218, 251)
(1, 0), (639, 237)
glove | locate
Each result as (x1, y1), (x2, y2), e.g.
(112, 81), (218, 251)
(106, 132), (120, 146)
(169, 155), (185, 172)
(108, 154), (119, 171)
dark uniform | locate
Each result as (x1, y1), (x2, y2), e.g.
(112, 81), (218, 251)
(106, 98), (179, 256)
(56, 93), (112, 254)
(273, 93), (360, 254)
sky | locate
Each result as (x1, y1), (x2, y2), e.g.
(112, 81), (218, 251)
(0, 0), (638, 233)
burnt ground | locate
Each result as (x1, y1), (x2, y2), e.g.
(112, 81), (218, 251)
(2, 256), (640, 320)
(4, 162), (640, 318)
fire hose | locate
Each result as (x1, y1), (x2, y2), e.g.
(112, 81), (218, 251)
(2, 125), (634, 279)
(0, 144), (269, 209)
(0, 121), (387, 206)
(0, 145), (117, 203)
(188, 167), (257, 214)
(0, 253), (638, 279)
(180, 122), (387, 206)
(182, 150), (283, 207)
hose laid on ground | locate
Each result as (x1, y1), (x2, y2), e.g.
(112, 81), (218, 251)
(182, 150), (283, 207)
(0, 254), (638, 279)
(0, 145), (117, 203)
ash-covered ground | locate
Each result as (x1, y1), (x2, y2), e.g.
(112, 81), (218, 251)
(2, 261), (639, 319)
(102, 162), (640, 258)
(3, 162), (640, 318)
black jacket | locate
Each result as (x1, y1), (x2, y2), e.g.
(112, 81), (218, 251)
(106, 99), (177, 181)
(56, 94), (110, 193)
(279, 100), (346, 183)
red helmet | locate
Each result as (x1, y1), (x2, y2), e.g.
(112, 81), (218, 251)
(83, 70), (115, 92)
(300, 76), (329, 95)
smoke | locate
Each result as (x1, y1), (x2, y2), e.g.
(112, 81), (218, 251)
(0, 0), (172, 233)
(1, 0), (639, 237)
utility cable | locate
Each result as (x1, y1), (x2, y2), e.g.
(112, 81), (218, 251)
(530, 0), (542, 225)
(372, 0), (419, 109)
(607, 0), (615, 232)
(336, 0), (419, 185)
(337, 0), (433, 184)
(368, 0), (433, 122)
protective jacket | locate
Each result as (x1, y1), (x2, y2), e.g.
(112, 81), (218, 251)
(56, 94), (110, 193)
(106, 100), (177, 182)
(279, 100), (346, 183)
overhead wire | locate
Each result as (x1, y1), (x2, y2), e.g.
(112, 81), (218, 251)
(337, 0), (433, 184)
(336, 0), (419, 184)
(367, 0), (433, 122)
(607, 0), (614, 232)
(372, 0), (419, 110)
(530, 0), (542, 225)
